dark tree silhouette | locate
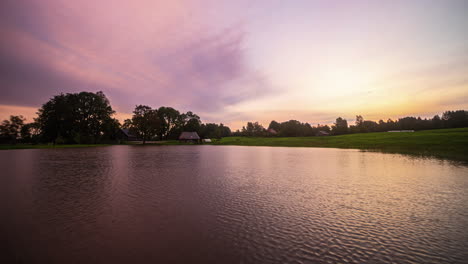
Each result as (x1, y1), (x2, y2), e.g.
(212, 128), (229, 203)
(130, 105), (160, 144)
(0, 115), (25, 144)
(268, 120), (281, 132)
(157, 107), (182, 140)
(36, 91), (117, 144)
(332, 117), (348, 135)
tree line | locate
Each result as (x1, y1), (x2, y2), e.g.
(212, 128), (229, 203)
(233, 110), (468, 137)
(0, 91), (230, 144)
(1, 91), (467, 144)
(121, 105), (230, 144)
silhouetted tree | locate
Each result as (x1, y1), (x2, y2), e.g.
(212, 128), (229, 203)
(332, 117), (348, 135)
(317, 124), (331, 133)
(0, 115), (25, 144)
(20, 121), (41, 143)
(268, 120), (281, 132)
(278, 120), (304, 137)
(442, 110), (468, 128)
(355, 115), (364, 127)
(198, 123), (231, 139)
(182, 111), (202, 132)
(122, 119), (133, 129)
(241, 122), (265, 136)
(130, 105), (160, 144)
(432, 115), (443, 129)
(36, 91), (116, 144)
(157, 107), (181, 140)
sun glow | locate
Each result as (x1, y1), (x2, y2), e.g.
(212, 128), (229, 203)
(316, 67), (375, 97)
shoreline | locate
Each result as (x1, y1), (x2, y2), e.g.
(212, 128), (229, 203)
(1, 128), (467, 161)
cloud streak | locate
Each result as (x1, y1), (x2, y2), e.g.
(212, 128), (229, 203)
(0, 0), (271, 118)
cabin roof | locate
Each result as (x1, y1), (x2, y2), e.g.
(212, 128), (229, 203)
(179, 132), (200, 140)
(316, 130), (330, 135)
(267, 128), (278, 134)
(121, 128), (134, 137)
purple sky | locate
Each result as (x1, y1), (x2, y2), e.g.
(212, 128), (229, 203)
(1, 0), (468, 129)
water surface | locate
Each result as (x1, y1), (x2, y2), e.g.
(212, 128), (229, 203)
(1, 146), (467, 263)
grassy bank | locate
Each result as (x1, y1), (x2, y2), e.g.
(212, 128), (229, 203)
(210, 128), (468, 161)
(0, 144), (112, 150)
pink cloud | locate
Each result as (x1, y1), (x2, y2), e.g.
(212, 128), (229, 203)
(0, 0), (272, 122)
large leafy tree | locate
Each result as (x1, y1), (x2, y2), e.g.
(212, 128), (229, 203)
(442, 110), (468, 128)
(241, 122), (265, 137)
(0, 115), (26, 144)
(157, 106), (181, 140)
(20, 122), (41, 143)
(36, 91), (117, 144)
(72, 91), (116, 142)
(182, 111), (202, 132)
(332, 117), (348, 135)
(197, 122), (231, 139)
(130, 105), (160, 144)
(268, 120), (281, 132)
(278, 120), (303, 137)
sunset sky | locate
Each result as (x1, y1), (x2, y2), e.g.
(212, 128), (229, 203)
(1, 0), (468, 129)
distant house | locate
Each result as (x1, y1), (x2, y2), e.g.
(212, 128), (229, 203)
(267, 128), (278, 135)
(179, 132), (201, 143)
(388, 130), (415, 132)
(119, 128), (139, 141)
(316, 130), (330, 136)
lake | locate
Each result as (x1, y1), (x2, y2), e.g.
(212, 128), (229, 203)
(1, 146), (467, 263)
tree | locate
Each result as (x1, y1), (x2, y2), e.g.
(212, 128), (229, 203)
(36, 91), (116, 144)
(442, 110), (468, 128)
(242, 122), (265, 136)
(75, 92), (116, 143)
(317, 124), (331, 133)
(219, 123), (231, 137)
(278, 120), (304, 137)
(386, 119), (396, 131)
(36, 93), (72, 143)
(130, 105), (160, 144)
(303, 123), (316, 136)
(432, 115), (443, 129)
(182, 111), (202, 132)
(332, 117), (348, 135)
(0, 115), (25, 144)
(101, 118), (121, 142)
(157, 107), (181, 140)
(377, 120), (386, 132)
(355, 115), (364, 127)
(268, 120), (281, 132)
(122, 119), (133, 129)
(20, 122), (41, 143)
(199, 123), (231, 139)
(353, 115), (379, 132)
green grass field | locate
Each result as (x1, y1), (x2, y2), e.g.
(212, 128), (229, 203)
(210, 128), (468, 161)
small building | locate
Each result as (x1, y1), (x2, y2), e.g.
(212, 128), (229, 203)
(316, 130), (330, 136)
(179, 132), (201, 143)
(267, 128), (278, 135)
(119, 128), (139, 141)
(388, 130), (415, 132)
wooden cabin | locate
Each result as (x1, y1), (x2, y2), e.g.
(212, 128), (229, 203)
(119, 129), (139, 141)
(179, 132), (201, 143)
(315, 130), (330, 136)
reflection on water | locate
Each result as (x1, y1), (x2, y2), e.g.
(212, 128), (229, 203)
(1, 146), (467, 263)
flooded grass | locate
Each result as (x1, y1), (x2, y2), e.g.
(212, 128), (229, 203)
(210, 128), (468, 161)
